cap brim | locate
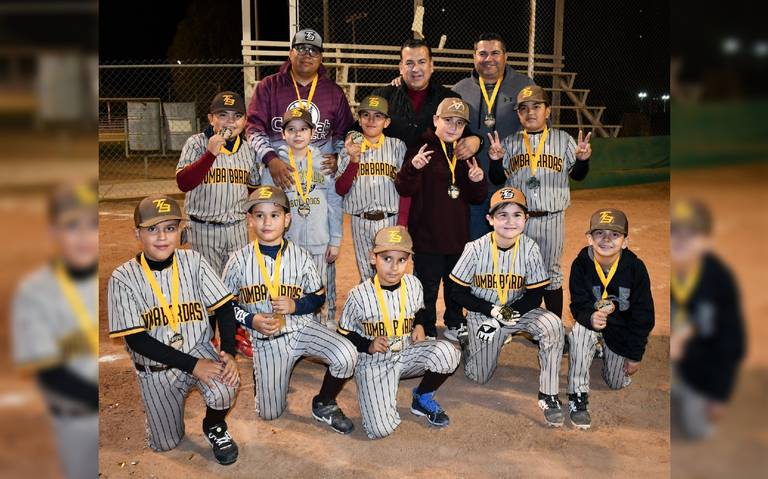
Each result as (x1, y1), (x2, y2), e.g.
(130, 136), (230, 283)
(587, 225), (627, 235)
(489, 200), (528, 214)
(244, 199), (288, 212)
(372, 245), (413, 254)
(138, 215), (183, 228)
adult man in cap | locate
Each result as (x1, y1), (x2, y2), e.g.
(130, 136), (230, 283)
(246, 29), (353, 190)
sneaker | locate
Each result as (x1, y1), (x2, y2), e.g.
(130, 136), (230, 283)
(311, 395), (354, 434)
(203, 422), (238, 465)
(443, 324), (467, 343)
(410, 388), (450, 427)
(537, 392), (564, 427)
(568, 393), (591, 430)
(456, 325), (469, 351)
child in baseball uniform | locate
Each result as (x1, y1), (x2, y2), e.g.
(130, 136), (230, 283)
(107, 195), (241, 465)
(487, 84), (592, 320)
(12, 182), (99, 479)
(336, 95), (408, 281)
(337, 226), (460, 439)
(450, 187), (566, 427)
(262, 107), (343, 326)
(176, 91), (261, 275)
(566, 208), (655, 429)
(222, 185), (358, 434)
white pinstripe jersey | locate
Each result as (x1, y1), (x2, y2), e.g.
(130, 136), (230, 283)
(222, 240), (323, 339)
(176, 133), (261, 223)
(336, 135), (406, 215)
(450, 233), (550, 306)
(500, 128), (577, 212)
(338, 274), (423, 340)
(107, 249), (233, 366)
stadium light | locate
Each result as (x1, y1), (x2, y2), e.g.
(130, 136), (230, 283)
(637, 92), (648, 99)
(661, 94), (670, 101)
(754, 41), (768, 58)
(722, 37), (740, 55)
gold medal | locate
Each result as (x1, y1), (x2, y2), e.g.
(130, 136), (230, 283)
(595, 299), (615, 314)
(54, 262), (98, 355)
(479, 77), (502, 129)
(448, 184), (460, 199)
(254, 240), (285, 334)
(373, 274), (406, 340)
(288, 149), (313, 205)
(169, 332), (184, 350)
(522, 127), (549, 186)
(389, 337), (405, 353)
(297, 201), (311, 217)
(349, 131), (364, 144)
(140, 253), (181, 333)
(484, 113), (496, 128)
(272, 313), (286, 330)
(593, 253), (620, 315)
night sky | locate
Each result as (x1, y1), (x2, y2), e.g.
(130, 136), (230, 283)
(100, 0), (670, 124)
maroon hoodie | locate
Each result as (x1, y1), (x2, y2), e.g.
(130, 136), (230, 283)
(246, 60), (353, 164)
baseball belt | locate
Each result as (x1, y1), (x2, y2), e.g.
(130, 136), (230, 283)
(527, 211), (550, 217)
(357, 211), (396, 221)
(255, 332), (287, 341)
(189, 215), (236, 226)
(134, 362), (170, 373)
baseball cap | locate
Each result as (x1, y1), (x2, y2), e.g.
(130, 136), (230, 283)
(357, 95), (389, 116)
(587, 208), (629, 235)
(515, 85), (549, 109)
(671, 199), (712, 235)
(282, 107), (315, 129)
(489, 187), (527, 213)
(134, 195), (184, 228)
(291, 28), (323, 50)
(210, 91), (246, 114)
(243, 185), (290, 212)
(372, 226), (413, 254)
(48, 181), (98, 223)
(436, 97), (470, 121)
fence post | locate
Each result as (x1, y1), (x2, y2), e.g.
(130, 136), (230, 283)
(527, 0), (537, 79)
(552, 0), (564, 124)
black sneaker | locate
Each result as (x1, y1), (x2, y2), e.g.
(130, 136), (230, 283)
(312, 395), (355, 434)
(203, 422), (238, 465)
(568, 393), (591, 430)
(410, 388), (450, 427)
(537, 392), (564, 427)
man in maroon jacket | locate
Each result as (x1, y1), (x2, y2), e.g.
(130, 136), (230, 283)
(395, 97), (487, 338)
(246, 29), (353, 189)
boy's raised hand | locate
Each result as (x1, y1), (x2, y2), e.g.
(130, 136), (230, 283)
(467, 157), (485, 183)
(344, 133), (362, 163)
(575, 129), (592, 160)
(411, 143), (433, 170)
(487, 131), (505, 160)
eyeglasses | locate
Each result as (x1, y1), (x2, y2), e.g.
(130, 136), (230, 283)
(294, 45), (322, 57)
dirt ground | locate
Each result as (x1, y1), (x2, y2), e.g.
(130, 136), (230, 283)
(98, 181), (670, 478)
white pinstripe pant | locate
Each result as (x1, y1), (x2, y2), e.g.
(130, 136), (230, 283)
(136, 341), (239, 452)
(350, 214), (397, 282)
(187, 220), (249, 276)
(311, 253), (337, 323)
(464, 308), (564, 395)
(355, 339), (460, 439)
(567, 321), (633, 394)
(524, 212), (565, 290)
(250, 320), (357, 420)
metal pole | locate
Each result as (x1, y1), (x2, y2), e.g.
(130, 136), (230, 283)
(552, 0), (564, 124)
(527, 0), (537, 79)
(323, 0), (330, 42)
(242, 0), (258, 102)
(289, 0), (298, 39)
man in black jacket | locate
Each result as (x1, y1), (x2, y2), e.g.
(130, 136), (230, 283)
(565, 208), (655, 430)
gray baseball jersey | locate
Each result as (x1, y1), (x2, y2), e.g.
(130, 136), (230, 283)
(12, 265), (99, 479)
(567, 321), (632, 394)
(107, 249), (239, 451)
(338, 275), (460, 439)
(176, 132), (261, 275)
(222, 240), (357, 420)
(500, 128), (578, 290)
(337, 135), (405, 281)
(450, 233), (563, 395)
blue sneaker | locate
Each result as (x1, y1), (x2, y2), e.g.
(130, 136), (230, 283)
(410, 388), (450, 427)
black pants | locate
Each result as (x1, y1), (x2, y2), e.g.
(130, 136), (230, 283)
(413, 252), (464, 337)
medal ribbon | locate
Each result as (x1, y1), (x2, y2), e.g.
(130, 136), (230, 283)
(291, 72), (318, 111)
(593, 253), (620, 300)
(361, 134), (384, 153)
(522, 126), (549, 177)
(140, 253), (181, 333)
(288, 148), (313, 203)
(55, 262), (98, 355)
(439, 139), (458, 185)
(219, 135), (241, 155)
(254, 240), (284, 300)
(671, 260), (702, 329)
(479, 77), (502, 120)
(373, 275), (407, 337)
(490, 233), (520, 305)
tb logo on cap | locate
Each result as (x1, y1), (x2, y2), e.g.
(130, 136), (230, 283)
(500, 189), (515, 200)
(599, 211), (614, 224)
(222, 94), (235, 106)
(369, 97), (380, 107)
(258, 187), (273, 199)
(448, 101), (465, 112)
(304, 31), (316, 41)
(388, 230), (403, 243)
(153, 199), (171, 213)
(521, 87), (533, 98)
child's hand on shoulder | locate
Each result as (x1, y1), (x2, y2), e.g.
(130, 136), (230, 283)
(368, 336), (389, 354)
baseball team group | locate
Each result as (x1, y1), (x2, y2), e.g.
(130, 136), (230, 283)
(16, 28), (663, 473)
